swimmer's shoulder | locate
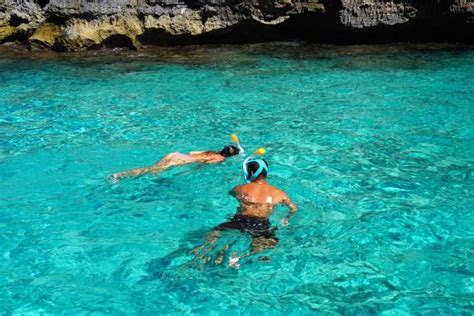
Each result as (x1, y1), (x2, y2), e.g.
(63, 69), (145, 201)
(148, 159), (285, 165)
(266, 184), (289, 203)
(233, 183), (248, 193)
(232, 183), (258, 197)
(231, 183), (244, 195)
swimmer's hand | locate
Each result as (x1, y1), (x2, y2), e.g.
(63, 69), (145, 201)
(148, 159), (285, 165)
(229, 253), (241, 270)
(281, 217), (289, 227)
(111, 173), (122, 183)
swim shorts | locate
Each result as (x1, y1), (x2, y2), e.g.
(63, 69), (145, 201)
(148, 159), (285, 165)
(215, 214), (278, 241)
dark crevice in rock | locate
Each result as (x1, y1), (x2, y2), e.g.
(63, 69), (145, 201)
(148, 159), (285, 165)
(9, 15), (29, 27)
(201, 6), (215, 25)
(282, 12), (473, 44)
(51, 41), (68, 52)
(46, 15), (69, 25)
(47, 12), (96, 23)
(139, 20), (282, 46)
(1, 34), (18, 44)
(203, 20), (283, 43)
(183, 0), (207, 10)
(101, 34), (137, 50)
(413, 0), (454, 21)
(1, 30), (31, 44)
(138, 11), (473, 47)
(138, 28), (195, 45)
(37, 0), (50, 9)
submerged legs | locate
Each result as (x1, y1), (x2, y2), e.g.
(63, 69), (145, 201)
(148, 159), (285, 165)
(193, 228), (278, 269)
(228, 237), (278, 269)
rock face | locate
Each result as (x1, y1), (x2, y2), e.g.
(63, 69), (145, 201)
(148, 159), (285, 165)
(0, 0), (472, 51)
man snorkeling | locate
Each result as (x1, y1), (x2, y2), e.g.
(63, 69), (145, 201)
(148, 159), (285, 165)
(111, 144), (240, 182)
(194, 154), (297, 268)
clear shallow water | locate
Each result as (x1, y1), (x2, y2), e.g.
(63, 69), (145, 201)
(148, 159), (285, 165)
(0, 44), (473, 314)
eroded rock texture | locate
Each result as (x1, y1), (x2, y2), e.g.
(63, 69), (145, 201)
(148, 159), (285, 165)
(0, 0), (472, 51)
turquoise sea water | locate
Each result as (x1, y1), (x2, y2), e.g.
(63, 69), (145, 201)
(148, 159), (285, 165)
(0, 44), (473, 314)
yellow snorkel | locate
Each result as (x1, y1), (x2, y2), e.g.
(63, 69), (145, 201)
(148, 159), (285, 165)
(230, 134), (239, 143)
(230, 134), (245, 155)
(254, 147), (265, 156)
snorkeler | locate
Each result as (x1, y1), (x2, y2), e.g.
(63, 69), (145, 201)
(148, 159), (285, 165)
(194, 152), (297, 268)
(111, 144), (240, 182)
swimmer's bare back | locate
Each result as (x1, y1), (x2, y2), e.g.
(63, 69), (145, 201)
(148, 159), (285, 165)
(111, 151), (225, 182)
(232, 179), (297, 223)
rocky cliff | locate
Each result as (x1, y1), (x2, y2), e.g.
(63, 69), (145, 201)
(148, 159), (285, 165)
(1, 0), (473, 51)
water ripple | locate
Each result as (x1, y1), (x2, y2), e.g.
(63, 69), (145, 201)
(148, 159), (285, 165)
(0, 44), (473, 314)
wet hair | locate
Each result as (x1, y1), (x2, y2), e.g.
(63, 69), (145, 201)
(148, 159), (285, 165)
(247, 159), (269, 179)
(220, 145), (240, 157)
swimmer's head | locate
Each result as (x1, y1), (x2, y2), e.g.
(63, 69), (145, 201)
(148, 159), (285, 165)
(220, 145), (240, 157)
(244, 158), (269, 182)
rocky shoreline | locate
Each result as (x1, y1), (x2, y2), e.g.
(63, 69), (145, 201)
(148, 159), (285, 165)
(1, 1), (473, 51)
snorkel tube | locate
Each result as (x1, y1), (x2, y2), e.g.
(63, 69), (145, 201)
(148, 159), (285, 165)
(230, 134), (245, 155)
(242, 147), (267, 183)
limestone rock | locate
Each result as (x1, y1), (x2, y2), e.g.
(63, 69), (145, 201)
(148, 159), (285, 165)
(202, 7), (244, 33)
(28, 22), (61, 48)
(0, 26), (16, 42)
(0, 0), (472, 50)
(339, 0), (418, 28)
(57, 15), (144, 51)
(46, 0), (143, 18)
(144, 10), (204, 35)
(0, 13), (11, 27)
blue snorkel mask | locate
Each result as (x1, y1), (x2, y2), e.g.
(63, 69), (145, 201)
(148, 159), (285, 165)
(242, 157), (269, 183)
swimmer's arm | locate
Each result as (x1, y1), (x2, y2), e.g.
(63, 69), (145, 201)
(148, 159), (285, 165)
(284, 196), (298, 213)
(208, 156), (225, 163)
(189, 151), (205, 154)
(281, 194), (297, 226)
(201, 155), (225, 164)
